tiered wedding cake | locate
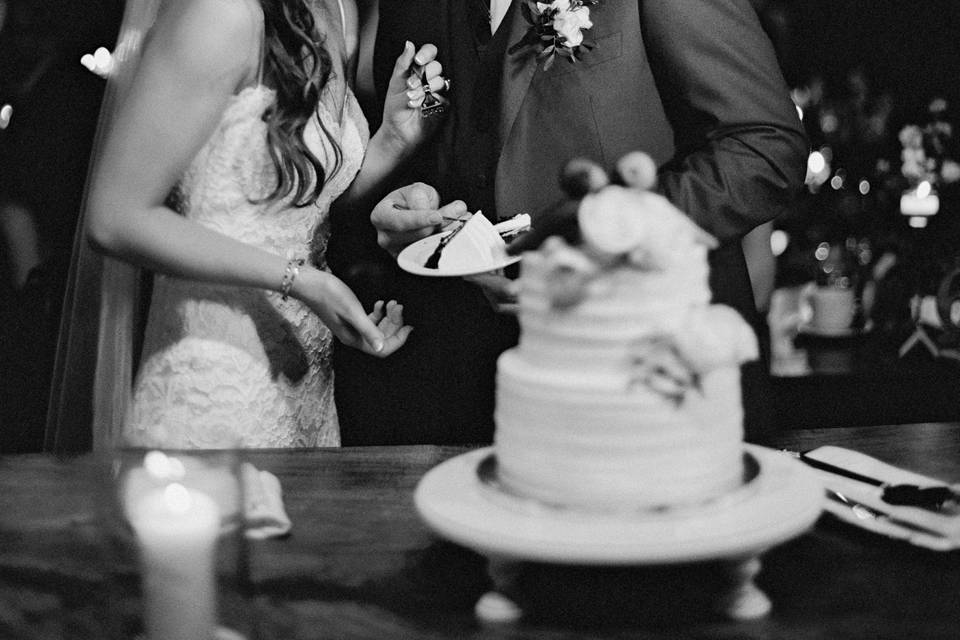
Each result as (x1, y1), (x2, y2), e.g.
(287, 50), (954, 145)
(494, 165), (758, 511)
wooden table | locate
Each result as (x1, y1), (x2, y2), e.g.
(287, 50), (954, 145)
(3, 423), (960, 639)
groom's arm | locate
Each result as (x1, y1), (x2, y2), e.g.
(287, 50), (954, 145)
(641, 0), (808, 243)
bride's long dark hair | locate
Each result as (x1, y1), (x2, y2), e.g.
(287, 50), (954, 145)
(259, 0), (342, 206)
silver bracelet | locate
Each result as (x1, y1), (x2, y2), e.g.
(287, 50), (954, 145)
(280, 258), (305, 301)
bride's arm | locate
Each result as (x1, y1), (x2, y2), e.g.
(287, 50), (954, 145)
(86, 0), (404, 355)
(88, 0), (278, 284)
(337, 37), (447, 208)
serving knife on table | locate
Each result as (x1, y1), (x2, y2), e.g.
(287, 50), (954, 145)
(825, 489), (950, 538)
(784, 449), (960, 510)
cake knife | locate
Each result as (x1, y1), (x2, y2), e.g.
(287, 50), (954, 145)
(825, 489), (950, 539)
(783, 449), (960, 510)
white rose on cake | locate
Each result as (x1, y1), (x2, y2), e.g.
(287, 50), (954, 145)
(577, 185), (717, 270)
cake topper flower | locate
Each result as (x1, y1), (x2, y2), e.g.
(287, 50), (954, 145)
(534, 236), (600, 309)
(508, 0), (599, 70)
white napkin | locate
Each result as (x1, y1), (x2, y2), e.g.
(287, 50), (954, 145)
(803, 446), (960, 551)
(241, 463), (292, 540)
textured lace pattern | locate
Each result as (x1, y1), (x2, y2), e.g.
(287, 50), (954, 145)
(125, 84), (369, 448)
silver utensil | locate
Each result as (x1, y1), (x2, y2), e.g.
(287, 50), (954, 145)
(825, 489), (947, 538)
(783, 449), (960, 510)
(423, 220), (467, 269)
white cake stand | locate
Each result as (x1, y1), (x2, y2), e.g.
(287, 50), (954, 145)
(414, 444), (823, 624)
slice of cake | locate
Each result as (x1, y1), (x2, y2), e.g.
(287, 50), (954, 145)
(432, 213), (532, 272)
(494, 159), (758, 512)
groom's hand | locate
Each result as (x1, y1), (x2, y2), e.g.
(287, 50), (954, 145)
(371, 183), (467, 256)
(464, 271), (519, 315)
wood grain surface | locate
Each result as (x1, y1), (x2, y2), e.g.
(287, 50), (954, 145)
(2, 430), (960, 639)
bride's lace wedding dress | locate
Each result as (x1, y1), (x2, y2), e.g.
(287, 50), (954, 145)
(123, 84), (368, 448)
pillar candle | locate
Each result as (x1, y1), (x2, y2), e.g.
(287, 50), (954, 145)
(129, 483), (220, 640)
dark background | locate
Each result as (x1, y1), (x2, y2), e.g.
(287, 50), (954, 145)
(759, 0), (960, 116)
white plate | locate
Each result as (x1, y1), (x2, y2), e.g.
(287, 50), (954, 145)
(414, 445), (822, 565)
(397, 231), (522, 277)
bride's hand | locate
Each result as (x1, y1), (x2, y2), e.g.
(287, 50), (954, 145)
(367, 299), (413, 356)
(294, 268), (412, 357)
(380, 41), (448, 152)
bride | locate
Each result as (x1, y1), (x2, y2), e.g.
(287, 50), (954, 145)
(76, 0), (452, 448)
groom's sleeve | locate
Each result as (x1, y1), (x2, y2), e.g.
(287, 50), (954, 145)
(640, 0), (809, 243)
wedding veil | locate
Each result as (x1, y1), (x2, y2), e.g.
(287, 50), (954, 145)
(45, 0), (161, 452)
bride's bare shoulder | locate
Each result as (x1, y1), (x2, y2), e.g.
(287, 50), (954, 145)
(149, 0), (263, 85)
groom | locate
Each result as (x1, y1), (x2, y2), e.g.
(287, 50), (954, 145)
(328, 0), (807, 445)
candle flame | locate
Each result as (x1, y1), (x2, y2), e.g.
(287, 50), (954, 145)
(164, 483), (193, 514)
(80, 46), (114, 77)
(144, 450), (187, 481)
(144, 450), (171, 479)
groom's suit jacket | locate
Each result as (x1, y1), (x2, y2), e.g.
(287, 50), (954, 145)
(373, 0), (807, 314)
(329, 0), (807, 445)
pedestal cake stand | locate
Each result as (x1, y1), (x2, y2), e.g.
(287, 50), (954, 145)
(414, 444), (822, 624)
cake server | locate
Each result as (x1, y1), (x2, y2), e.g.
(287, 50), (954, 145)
(825, 489), (949, 538)
(783, 449), (960, 510)
(423, 219), (468, 268)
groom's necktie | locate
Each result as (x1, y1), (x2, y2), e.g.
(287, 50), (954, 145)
(474, 0), (509, 41)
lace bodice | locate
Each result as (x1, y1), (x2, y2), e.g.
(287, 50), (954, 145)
(125, 84), (369, 448)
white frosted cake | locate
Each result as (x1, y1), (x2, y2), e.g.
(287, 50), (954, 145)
(494, 183), (758, 511)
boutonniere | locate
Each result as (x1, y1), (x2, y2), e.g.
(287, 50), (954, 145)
(508, 0), (599, 70)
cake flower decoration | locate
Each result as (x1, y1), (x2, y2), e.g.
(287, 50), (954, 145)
(628, 336), (701, 406)
(508, 0), (599, 70)
(535, 236), (600, 309)
(578, 186), (718, 271)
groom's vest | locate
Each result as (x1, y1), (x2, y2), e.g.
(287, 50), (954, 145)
(437, 0), (516, 223)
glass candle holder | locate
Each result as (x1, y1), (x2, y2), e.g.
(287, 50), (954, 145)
(99, 447), (252, 640)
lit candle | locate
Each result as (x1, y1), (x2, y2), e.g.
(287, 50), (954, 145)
(129, 482), (220, 640)
(901, 181), (940, 218)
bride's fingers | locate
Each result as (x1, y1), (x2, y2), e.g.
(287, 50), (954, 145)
(406, 87), (425, 109)
(392, 40), (417, 79)
(343, 307), (386, 354)
(363, 300), (412, 356)
(412, 43), (438, 68)
(375, 301), (400, 332)
(420, 60), (442, 83)
(418, 61), (446, 95)
(367, 300), (386, 324)
(382, 324), (413, 354)
(425, 73), (448, 94)
(386, 300), (404, 329)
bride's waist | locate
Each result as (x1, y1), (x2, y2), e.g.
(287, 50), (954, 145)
(144, 278), (324, 341)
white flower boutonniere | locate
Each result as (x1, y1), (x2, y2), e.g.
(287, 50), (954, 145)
(508, 0), (599, 70)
